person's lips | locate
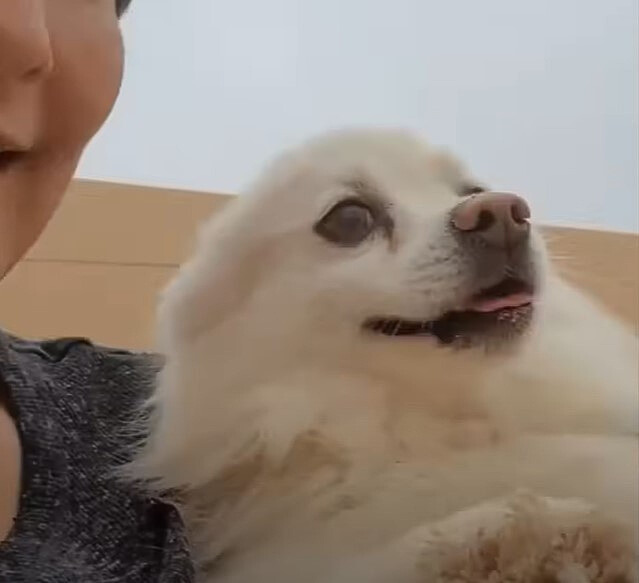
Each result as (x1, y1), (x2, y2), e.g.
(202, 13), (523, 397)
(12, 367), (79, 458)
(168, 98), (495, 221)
(0, 129), (31, 173)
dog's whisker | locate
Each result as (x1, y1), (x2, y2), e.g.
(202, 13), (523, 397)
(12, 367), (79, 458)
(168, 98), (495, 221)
(382, 320), (395, 335)
(548, 253), (574, 263)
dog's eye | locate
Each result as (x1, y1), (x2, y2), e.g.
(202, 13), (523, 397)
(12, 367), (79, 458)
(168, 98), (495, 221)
(314, 199), (376, 246)
(460, 184), (486, 196)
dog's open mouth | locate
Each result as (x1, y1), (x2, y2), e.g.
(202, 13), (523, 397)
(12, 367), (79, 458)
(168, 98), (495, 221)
(364, 277), (535, 347)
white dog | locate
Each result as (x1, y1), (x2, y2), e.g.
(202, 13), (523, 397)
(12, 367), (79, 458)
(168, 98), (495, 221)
(132, 129), (639, 582)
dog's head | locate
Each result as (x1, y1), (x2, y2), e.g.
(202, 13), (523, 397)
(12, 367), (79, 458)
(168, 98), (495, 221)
(164, 129), (547, 363)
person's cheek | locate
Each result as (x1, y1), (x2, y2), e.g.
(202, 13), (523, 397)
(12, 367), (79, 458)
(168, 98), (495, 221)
(43, 7), (124, 153)
(0, 8), (125, 277)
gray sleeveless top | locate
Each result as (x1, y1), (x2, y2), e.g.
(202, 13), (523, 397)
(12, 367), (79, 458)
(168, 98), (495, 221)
(0, 332), (194, 582)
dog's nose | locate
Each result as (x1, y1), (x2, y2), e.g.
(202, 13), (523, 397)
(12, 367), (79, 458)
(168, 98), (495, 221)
(451, 192), (531, 249)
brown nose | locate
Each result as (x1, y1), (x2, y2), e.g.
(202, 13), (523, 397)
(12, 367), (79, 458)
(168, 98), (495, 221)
(451, 192), (531, 249)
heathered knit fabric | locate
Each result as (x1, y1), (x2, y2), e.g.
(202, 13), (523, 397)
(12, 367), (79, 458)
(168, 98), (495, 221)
(0, 332), (194, 583)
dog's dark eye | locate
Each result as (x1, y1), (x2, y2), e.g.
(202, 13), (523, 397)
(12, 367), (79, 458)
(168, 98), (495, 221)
(460, 184), (486, 196)
(314, 199), (376, 246)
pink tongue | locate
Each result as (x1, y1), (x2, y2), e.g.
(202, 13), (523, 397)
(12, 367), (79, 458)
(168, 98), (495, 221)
(467, 293), (533, 313)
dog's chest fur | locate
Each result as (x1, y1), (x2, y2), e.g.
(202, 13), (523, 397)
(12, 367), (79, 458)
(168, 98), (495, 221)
(180, 367), (512, 564)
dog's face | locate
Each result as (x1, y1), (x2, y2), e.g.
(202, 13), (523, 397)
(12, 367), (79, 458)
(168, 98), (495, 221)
(171, 129), (547, 358)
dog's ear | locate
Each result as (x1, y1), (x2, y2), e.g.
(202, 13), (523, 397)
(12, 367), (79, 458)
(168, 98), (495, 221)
(157, 202), (266, 349)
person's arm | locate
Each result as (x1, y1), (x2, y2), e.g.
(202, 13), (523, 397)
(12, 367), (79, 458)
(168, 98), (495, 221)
(0, 402), (20, 541)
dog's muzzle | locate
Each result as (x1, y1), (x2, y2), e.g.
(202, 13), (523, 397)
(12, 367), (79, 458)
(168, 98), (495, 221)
(365, 192), (538, 350)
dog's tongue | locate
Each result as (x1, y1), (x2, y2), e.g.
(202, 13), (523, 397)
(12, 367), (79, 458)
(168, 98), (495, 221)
(466, 293), (533, 313)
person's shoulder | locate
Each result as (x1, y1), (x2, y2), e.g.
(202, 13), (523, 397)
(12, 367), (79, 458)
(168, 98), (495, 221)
(1, 332), (161, 458)
(7, 334), (160, 368)
(2, 333), (162, 405)
(0, 334), (194, 582)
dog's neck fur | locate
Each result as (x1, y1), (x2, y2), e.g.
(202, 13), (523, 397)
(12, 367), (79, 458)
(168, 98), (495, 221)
(142, 290), (507, 494)
(141, 274), (637, 501)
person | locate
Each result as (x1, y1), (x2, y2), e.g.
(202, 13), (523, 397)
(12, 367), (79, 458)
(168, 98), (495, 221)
(0, 2), (194, 581)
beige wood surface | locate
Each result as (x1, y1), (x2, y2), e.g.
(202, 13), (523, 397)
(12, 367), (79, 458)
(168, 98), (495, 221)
(0, 179), (637, 349)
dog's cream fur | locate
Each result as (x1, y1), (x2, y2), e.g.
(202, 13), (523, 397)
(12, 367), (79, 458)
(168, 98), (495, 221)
(134, 129), (639, 582)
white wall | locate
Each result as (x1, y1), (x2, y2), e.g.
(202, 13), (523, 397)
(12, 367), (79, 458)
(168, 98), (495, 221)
(78, 0), (638, 231)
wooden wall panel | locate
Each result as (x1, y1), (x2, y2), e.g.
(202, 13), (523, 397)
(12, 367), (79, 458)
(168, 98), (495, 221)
(0, 261), (174, 350)
(27, 180), (228, 266)
(0, 179), (636, 349)
(542, 226), (638, 330)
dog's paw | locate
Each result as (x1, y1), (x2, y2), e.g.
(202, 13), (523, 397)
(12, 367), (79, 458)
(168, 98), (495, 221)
(413, 491), (637, 583)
